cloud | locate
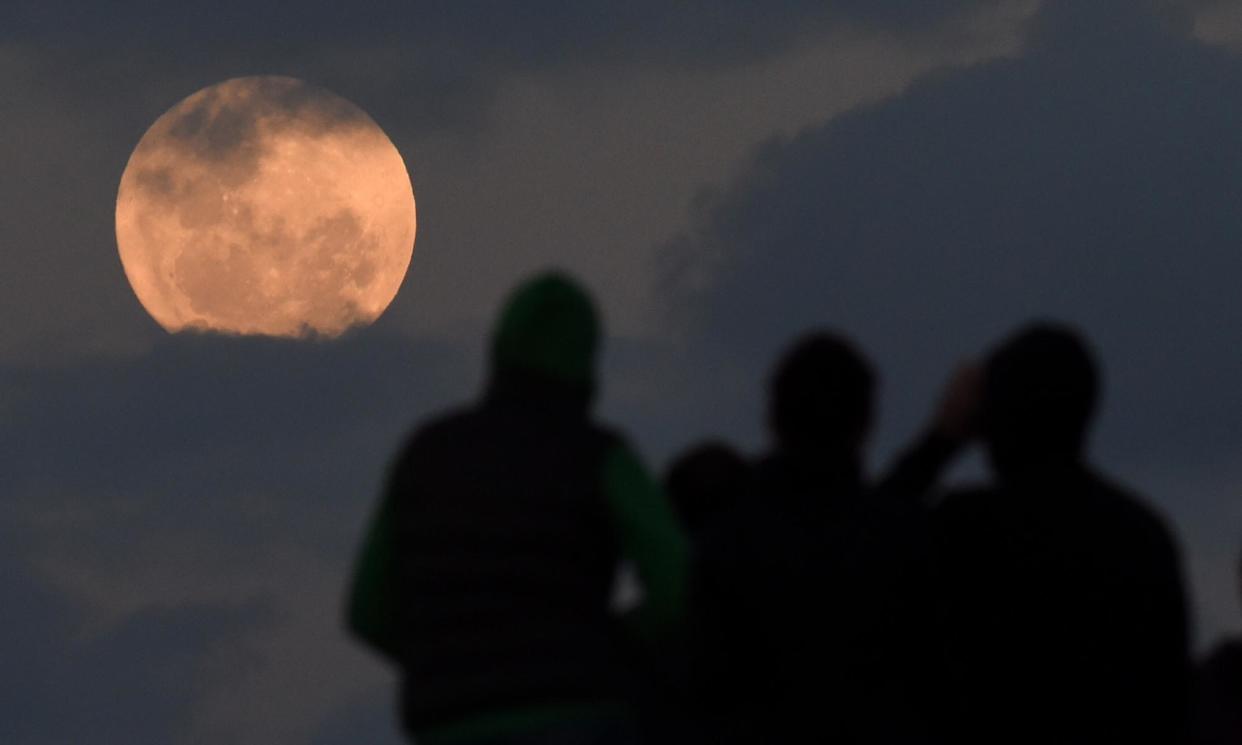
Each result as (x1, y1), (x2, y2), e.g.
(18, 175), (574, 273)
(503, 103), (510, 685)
(6, 11), (940, 497)
(5, 331), (464, 494)
(1194, 0), (1242, 47)
(665, 0), (1242, 641)
(0, 330), (473, 743)
(4, 2), (984, 63)
(309, 691), (404, 745)
(1, 2), (1048, 149)
(0, 549), (269, 745)
(0, 3), (1037, 367)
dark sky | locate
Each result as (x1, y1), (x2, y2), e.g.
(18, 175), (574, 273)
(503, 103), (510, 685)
(4, 2), (1242, 742)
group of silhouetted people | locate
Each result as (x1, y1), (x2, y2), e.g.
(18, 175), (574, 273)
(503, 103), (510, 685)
(347, 272), (1241, 744)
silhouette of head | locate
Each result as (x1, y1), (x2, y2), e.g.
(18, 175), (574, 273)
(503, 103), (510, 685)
(490, 272), (600, 391)
(665, 441), (749, 535)
(768, 332), (875, 457)
(982, 322), (1099, 477)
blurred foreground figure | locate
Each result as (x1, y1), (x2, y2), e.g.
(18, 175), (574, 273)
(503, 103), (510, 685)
(623, 442), (750, 742)
(692, 333), (935, 744)
(664, 441), (749, 540)
(887, 323), (1190, 744)
(347, 273), (688, 745)
(1192, 546), (1242, 744)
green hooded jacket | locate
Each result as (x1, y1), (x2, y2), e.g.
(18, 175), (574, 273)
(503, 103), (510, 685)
(345, 272), (688, 742)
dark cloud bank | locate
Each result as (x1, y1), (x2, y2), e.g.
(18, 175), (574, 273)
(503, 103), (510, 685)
(1, 330), (467, 744)
(674, 0), (1239, 461)
(4, 1), (981, 62)
(1, 0), (985, 145)
(3, 330), (469, 552)
(1, 567), (266, 745)
(667, 0), (1242, 644)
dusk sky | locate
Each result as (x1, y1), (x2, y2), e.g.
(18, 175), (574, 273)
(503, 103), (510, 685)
(4, 1), (1242, 742)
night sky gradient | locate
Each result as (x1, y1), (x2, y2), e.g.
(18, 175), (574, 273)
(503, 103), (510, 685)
(4, 2), (1242, 742)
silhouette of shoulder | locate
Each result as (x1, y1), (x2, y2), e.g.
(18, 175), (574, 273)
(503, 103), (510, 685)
(1088, 474), (1183, 558)
(1202, 639), (1242, 681)
(396, 404), (474, 444)
(934, 469), (1178, 553)
(930, 469), (1189, 740)
(1199, 640), (1242, 701)
(1194, 639), (1242, 743)
(383, 406), (473, 483)
(930, 467), (1187, 652)
(391, 401), (620, 473)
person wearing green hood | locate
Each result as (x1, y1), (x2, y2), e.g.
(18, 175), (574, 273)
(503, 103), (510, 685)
(346, 272), (689, 744)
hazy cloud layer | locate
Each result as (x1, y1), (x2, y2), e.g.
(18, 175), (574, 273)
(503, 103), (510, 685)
(1, 331), (468, 744)
(0, 1), (1001, 148)
(4, 1), (983, 61)
(0, 565), (268, 745)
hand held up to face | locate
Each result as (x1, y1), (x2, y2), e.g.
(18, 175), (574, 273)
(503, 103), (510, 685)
(931, 362), (983, 445)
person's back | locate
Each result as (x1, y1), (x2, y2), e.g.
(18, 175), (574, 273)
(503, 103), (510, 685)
(904, 324), (1190, 744)
(388, 382), (626, 729)
(934, 470), (1187, 743)
(346, 273), (688, 744)
(691, 333), (934, 744)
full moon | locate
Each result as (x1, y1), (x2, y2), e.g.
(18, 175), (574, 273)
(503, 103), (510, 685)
(115, 76), (416, 337)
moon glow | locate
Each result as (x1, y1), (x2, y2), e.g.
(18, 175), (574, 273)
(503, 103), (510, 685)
(116, 76), (416, 337)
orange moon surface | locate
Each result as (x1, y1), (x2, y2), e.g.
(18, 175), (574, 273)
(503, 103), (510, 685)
(115, 76), (416, 337)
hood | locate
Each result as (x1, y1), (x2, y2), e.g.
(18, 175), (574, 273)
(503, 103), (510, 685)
(489, 271), (600, 390)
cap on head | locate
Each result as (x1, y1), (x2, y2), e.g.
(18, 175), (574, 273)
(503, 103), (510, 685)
(982, 322), (1098, 470)
(490, 271), (600, 387)
(768, 332), (875, 452)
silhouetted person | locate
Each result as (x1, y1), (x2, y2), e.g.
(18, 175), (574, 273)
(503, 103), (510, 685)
(885, 322), (1190, 745)
(691, 332), (936, 744)
(618, 441), (750, 743)
(346, 272), (689, 745)
(664, 441), (749, 540)
(1193, 545), (1242, 744)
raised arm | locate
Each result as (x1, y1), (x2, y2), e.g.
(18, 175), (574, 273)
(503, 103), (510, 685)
(877, 363), (981, 503)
